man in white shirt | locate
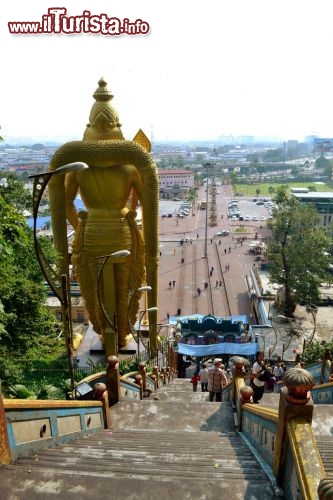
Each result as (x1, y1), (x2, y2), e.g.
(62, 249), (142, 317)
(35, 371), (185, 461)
(273, 363), (283, 381)
(251, 351), (265, 403)
(199, 364), (209, 392)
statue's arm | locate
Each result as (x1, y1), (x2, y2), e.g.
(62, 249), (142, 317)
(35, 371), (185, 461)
(130, 166), (144, 206)
(64, 172), (80, 229)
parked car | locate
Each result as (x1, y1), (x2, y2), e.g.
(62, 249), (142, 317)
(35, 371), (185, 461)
(216, 229), (230, 237)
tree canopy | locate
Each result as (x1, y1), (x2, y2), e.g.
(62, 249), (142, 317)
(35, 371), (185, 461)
(265, 185), (332, 316)
(0, 175), (59, 388)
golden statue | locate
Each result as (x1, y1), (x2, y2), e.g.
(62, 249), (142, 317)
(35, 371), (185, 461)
(48, 78), (159, 357)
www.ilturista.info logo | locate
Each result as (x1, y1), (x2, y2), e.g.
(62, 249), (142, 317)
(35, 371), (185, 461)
(8, 8), (150, 35)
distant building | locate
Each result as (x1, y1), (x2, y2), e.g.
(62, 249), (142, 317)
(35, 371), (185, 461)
(292, 191), (333, 235)
(46, 295), (89, 325)
(290, 187), (309, 194)
(158, 169), (194, 199)
(313, 138), (333, 153)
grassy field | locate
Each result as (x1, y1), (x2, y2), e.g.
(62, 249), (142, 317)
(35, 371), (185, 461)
(234, 181), (333, 196)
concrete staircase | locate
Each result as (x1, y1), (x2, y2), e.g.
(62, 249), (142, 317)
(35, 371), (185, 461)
(1, 378), (278, 499)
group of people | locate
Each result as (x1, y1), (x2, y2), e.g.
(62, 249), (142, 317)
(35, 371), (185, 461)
(190, 353), (288, 405)
(190, 359), (231, 402)
(250, 352), (286, 403)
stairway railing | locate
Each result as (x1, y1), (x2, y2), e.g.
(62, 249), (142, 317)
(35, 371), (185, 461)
(231, 356), (329, 499)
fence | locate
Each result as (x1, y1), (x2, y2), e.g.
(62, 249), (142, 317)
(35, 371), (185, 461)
(19, 366), (104, 390)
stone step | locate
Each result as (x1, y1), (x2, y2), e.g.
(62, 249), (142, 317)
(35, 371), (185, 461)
(111, 399), (235, 433)
(0, 377), (279, 499)
(314, 435), (333, 475)
(151, 390), (211, 401)
(10, 428), (275, 499)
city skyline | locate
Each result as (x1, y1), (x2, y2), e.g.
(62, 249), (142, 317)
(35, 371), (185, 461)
(1, 0), (333, 143)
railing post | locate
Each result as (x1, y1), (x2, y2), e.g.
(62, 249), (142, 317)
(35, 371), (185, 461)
(273, 367), (315, 485)
(138, 362), (147, 392)
(231, 356), (252, 431)
(106, 355), (120, 405)
(161, 367), (166, 385)
(0, 388), (12, 465)
(238, 386), (254, 432)
(153, 366), (159, 389)
(93, 382), (111, 429)
(320, 349), (331, 384)
(134, 374), (143, 399)
(318, 478), (333, 499)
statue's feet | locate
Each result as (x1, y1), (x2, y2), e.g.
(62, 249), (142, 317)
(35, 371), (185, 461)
(118, 334), (136, 353)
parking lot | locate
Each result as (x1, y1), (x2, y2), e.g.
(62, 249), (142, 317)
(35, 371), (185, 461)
(225, 197), (275, 225)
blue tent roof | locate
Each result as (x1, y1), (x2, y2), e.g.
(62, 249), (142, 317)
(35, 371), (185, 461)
(177, 342), (257, 356)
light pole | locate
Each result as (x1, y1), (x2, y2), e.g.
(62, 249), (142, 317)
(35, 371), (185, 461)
(137, 306), (158, 359)
(303, 304), (318, 355)
(29, 162), (89, 302)
(255, 333), (265, 356)
(252, 323), (278, 360)
(96, 250), (131, 356)
(204, 162), (210, 258)
(29, 162), (89, 396)
(127, 285), (152, 342)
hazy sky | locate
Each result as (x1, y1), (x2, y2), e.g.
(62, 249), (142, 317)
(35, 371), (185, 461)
(1, 0), (333, 143)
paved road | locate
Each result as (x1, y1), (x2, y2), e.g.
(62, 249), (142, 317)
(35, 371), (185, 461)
(157, 185), (266, 323)
(76, 185), (289, 363)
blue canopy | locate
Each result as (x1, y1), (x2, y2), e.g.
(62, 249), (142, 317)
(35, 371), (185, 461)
(177, 342), (258, 356)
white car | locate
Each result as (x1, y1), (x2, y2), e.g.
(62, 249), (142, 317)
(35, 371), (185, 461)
(244, 215), (251, 221)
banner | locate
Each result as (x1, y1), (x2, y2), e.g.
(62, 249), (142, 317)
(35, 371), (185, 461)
(177, 342), (258, 357)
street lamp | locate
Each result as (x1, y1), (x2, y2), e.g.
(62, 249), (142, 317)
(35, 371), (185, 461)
(127, 285), (152, 342)
(137, 306), (158, 359)
(204, 162), (210, 258)
(29, 162), (89, 396)
(252, 324), (278, 360)
(255, 333), (265, 355)
(303, 304), (318, 355)
(96, 250), (131, 355)
(29, 162), (89, 302)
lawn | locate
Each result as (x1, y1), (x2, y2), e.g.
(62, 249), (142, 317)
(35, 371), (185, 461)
(234, 181), (333, 197)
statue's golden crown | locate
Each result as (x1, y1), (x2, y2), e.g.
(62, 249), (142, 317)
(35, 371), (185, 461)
(83, 78), (124, 141)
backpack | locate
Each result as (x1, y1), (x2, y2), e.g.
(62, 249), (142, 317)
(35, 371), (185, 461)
(257, 369), (271, 382)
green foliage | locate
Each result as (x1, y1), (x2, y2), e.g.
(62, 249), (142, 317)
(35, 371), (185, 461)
(0, 177), (59, 389)
(119, 358), (139, 375)
(263, 148), (285, 162)
(7, 384), (36, 399)
(7, 380), (70, 400)
(303, 340), (333, 366)
(265, 186), (332, 315)
(315, 154), (332, 177)
(0, 173), (32, 212)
